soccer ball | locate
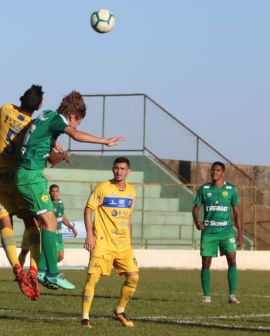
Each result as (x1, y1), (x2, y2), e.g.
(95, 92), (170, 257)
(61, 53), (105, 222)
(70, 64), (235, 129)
(90, 9), (116, 34)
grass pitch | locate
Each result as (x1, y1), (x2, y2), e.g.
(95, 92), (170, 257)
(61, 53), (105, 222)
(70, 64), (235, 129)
(0, 268), (270, 335)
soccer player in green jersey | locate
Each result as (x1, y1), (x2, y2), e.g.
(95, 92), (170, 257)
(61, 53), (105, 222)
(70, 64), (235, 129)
(192, 161), (243, 304)
(15, 91), (124, 290)
(81, 157), (139, 328)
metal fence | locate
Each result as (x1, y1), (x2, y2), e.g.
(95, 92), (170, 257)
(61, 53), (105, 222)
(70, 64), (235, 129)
(54, 93), (270, 250)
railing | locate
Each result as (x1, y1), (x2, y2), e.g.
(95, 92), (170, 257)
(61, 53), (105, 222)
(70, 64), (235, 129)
(52, 93), (270, 249)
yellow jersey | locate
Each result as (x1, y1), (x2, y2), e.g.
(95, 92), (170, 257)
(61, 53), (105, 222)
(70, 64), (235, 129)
(0, 104), (32, 171)
(86, 180), (136, 251)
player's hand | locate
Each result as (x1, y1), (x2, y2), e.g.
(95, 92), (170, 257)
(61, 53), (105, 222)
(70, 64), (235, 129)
(54, 141), (65, 153)
(195, 221), (205, 230)
(105, 136), (125, 147)
(72, 227), (78, 237)
(237, 235), (243, 249)
(84, 235), (95, 251)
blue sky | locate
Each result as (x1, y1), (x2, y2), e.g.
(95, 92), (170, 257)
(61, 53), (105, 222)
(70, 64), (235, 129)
(1, 1), (269, 165)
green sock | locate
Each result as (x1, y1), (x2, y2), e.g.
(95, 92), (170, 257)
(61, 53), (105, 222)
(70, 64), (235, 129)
(41, 230), (58, 275)
(38, 249), (47, 272)
(228, 267), (238, 295)
(201, 269), (210, 296)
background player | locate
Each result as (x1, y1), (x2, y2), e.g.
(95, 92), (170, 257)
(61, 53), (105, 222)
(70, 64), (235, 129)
(37, 183), (77, 284)
(81, 157), (139, 329)
(15, 91), (124, 291)
(192, 161), (243, 304)
(0, 85), (43, 299)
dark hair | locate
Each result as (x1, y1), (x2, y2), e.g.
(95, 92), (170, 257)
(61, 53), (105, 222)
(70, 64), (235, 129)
(20, 85), (43, 113)
(57, 91), (86, 119)
(211, 161), (225, 171)
(113, 157), (130, 168)
(49, 184), (59, 191)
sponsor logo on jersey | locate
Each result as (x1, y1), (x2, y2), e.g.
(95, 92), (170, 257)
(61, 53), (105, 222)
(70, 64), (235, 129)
(206, 205), (228, 212)
(226, 186), (232, 189)
(111, 209), (118, 217)
(205, 220), (228, 227)
(206, 192), (212, 197)
(103, 197), (133, 208)
(40, 194), (49, 202)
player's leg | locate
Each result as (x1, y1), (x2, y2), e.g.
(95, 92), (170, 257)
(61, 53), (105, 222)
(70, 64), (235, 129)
(81, 272), (101, 328)
(15, 168), (74, 290)
(220, 234), (239, 303)
(200, 234), (218, 304)
(0, 214), (33, 299)
(18, 226), (30, 266)
(81, 250), (113, 328)
(38, 211), (74, 290)
(56, 234), (64, 262)
(112, 249), (139, 327)
(19, 210), (41, 300)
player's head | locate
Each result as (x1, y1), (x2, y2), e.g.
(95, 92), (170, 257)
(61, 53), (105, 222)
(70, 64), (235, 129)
(49, 184), (60, 201)
(57, 91), (86, 129)
(211, 161), (225, 181)
(20, 85), (44, 113)
(112, 157), (131, 183)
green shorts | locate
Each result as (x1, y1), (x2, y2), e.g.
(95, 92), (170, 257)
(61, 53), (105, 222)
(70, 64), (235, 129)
(200, 231), (237, 257)
(15, 167), (53, 215)
(56, 234), (64, 253)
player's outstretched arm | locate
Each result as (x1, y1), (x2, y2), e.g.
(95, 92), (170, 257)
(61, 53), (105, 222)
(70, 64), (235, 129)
(64, 126), (124, 146)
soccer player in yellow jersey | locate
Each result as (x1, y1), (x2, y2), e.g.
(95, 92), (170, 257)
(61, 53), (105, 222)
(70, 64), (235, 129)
(0, 85), (43, 299)
(81, 157), (139, 328)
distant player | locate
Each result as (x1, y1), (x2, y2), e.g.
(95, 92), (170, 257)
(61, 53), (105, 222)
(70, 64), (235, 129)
(81, 157), (139, 328)
(19, 184), (77, 278)
(192, 161), (243, 304)
(15, 91), (124, 291)
(0, 85), (43, 300)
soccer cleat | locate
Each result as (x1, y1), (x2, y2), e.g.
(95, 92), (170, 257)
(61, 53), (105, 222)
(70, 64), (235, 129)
(13, 264), (33, 299)
(44, 273), (75, 290)
(228, 295), (240, 304)
(81, 319), (92, 328)
(112, 310), (134, 327)
(37, 271), (45, 285)
(27, 267), (40, 301)
(202, 296), (211, 304)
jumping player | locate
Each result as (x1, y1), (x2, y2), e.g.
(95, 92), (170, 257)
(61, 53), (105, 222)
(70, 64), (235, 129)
(15, 91), (124, 291)
(0, 85), (43, 299)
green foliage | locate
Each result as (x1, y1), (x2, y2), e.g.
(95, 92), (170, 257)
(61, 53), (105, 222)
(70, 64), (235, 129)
(0, 268), (269, 335)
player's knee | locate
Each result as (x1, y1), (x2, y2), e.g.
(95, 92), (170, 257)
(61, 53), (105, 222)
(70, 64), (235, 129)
(86, 273), (101, 289)
(125, 273), (139, 289)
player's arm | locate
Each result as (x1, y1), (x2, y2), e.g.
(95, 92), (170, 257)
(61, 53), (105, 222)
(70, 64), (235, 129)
(128, 216), (132, 239)
(84, 206), (95, 251)
(192, 204), (205, 230)
(62, 215), (77, 237)
(232, 205), (243, 248)
(64, 126), (124, 147)
(47, 149), (71, 167)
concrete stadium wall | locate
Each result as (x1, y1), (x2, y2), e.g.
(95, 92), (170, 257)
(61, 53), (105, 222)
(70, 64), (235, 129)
(0, 249), (269, 271)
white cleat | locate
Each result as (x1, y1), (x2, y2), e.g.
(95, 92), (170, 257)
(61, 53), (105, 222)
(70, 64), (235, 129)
(228, 295), (240, 304)
(202, 296), (211, 304)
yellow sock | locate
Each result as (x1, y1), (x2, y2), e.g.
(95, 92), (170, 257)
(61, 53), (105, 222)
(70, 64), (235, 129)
(28, 227), (41, 269)
(117, 274), (139, 311)
(1, 227), (19, 267)
(82, 273), (100, 320)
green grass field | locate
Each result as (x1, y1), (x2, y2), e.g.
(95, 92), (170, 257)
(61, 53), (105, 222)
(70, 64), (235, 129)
(0, 268), (270, 336)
